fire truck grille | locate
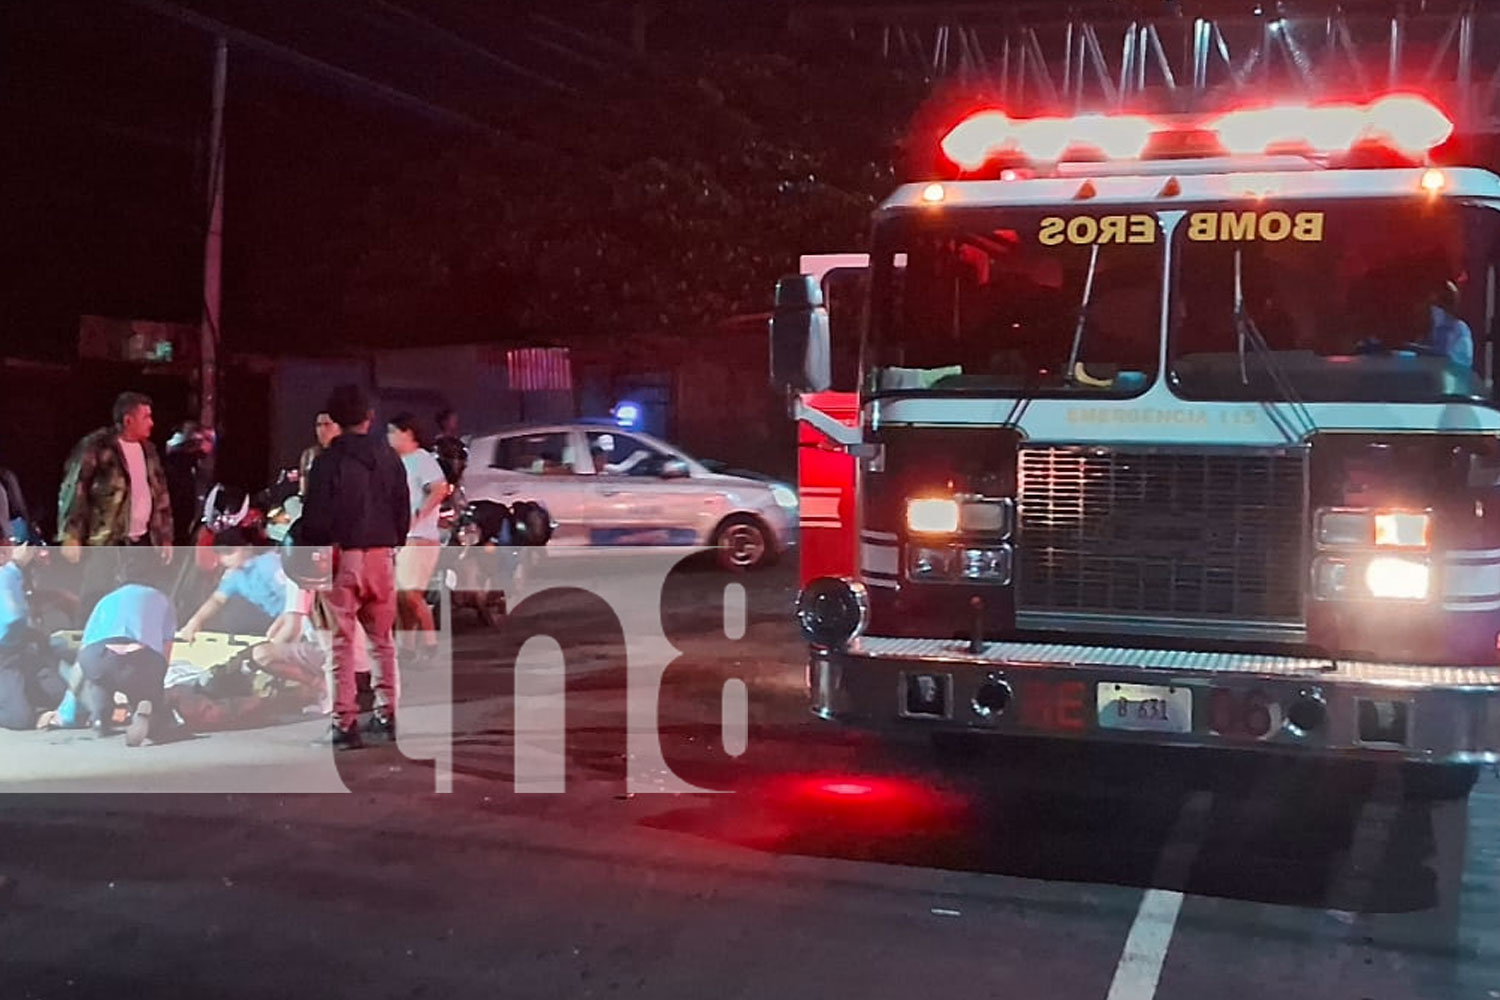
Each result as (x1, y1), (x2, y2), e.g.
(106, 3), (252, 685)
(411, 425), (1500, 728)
(1015, 447), (1307, 624)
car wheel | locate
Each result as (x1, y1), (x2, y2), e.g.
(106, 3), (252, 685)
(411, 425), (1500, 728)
(713, 515), (772, 571)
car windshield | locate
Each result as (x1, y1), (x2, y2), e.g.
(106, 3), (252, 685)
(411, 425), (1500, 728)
(1169, 200), (1499, 403)
(867, 209), (1163, 396)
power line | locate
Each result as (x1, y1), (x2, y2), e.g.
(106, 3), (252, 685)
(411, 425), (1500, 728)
(361, 0), (579, 95)
(122, 0), (526, 146)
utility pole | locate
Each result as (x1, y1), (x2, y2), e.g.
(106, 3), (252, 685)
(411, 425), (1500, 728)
(199, 37), (227, 436)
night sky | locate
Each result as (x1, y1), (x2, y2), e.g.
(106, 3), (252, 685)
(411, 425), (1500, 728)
(0, 0), (816, 362)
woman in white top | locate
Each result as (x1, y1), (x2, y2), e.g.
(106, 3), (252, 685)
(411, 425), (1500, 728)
(387, 413), (449, 659)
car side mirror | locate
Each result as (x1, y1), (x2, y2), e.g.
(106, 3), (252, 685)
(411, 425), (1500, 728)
(659, 459), (690, 480)
(769, 275), (831, 394)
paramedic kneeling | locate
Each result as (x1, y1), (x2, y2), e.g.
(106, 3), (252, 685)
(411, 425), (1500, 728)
(78, 569), (182, 746)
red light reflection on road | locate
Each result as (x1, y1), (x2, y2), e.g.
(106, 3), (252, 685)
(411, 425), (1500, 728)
(640, 769), (975, 860)
(754, 773), (971, 839)
(818, 781), (876, 797)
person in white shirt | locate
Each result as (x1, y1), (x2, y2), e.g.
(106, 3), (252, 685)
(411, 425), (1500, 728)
(56, 392), (175, 613)
(387, 413), (449, 660)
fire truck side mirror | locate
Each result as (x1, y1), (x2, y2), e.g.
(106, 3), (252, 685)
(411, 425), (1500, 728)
(769, 275), (831, 394)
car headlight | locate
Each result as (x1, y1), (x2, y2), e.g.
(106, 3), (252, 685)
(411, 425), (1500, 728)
(907, 498), (960, 534)
(796, 577), (868, 648)
(770, 484), (798, 509)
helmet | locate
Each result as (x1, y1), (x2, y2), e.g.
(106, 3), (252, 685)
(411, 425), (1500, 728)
(201, 483), (250, 533)
(460, 500), (513, 545)
(510, 500), (553, 547)
(279, 520), (332, 589)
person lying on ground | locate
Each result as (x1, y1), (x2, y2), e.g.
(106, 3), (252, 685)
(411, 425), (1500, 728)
(165, 637), (327, 731)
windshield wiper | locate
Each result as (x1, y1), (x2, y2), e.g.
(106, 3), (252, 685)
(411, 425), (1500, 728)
(1232, 248), (1317, 440)
(1001, 244), (1104, 427)
(1064, 243), (1102, 386)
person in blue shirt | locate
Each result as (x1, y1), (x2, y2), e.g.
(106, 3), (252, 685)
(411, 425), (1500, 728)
(180, 530), (303, 642)
(0, 539), (66, 730)
(0, 539), (31, 649)
(78, 560), (181, 745)
(1417, 281), (1474, 367)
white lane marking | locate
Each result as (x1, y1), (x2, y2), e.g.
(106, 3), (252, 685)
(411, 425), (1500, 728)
(1105, 890), (1185, 1000)
(723, 582), (746, 640)
(1105, 789), (1213, 1000)
(721, 680), (748, 758)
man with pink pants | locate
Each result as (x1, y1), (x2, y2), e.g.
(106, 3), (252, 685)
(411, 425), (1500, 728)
(298, 385), (410, 751)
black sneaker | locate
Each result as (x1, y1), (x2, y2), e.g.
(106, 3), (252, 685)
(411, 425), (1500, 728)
(364, 712), (396, 743)
(125, 701), (152, 748)
(314, 722), (364, 751)
(90, 718), (116, 739)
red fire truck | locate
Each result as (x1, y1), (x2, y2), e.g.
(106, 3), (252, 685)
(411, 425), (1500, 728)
(771, 93), (1500, 794)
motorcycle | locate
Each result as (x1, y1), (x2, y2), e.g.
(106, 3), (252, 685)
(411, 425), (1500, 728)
(442, 499), (552, 627)
(256, 467), (303, 545)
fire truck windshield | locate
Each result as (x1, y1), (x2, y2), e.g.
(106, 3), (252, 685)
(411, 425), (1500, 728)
(866, 210), (1162, 396)
(1169, 200), (1498, 404)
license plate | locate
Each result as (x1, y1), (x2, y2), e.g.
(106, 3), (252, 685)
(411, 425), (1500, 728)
(1096, 683), (1193, 734)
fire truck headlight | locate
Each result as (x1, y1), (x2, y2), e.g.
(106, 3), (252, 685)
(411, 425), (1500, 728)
(1365, 556), (1430, 601)
(796, 577), (869, 649)
(907, 498), (960, 535)
(1318, 510), (1372, 546)
(1313, 557), (1354, 599)
(1317, 508), (1430, 548)
(907, 545), (1013, 583)
(959, 499), (1013, 536)
(960, 547), (1012, 582)
(770, 484), (799, 509)
(1374, 511), (1430, 548)
(908, 545), (953, 581)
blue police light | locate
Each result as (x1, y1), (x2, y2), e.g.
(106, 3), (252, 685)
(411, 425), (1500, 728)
(612, 400), (642, 428)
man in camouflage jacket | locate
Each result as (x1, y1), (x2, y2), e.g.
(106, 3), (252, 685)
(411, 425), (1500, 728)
(58, 393), (174, 550)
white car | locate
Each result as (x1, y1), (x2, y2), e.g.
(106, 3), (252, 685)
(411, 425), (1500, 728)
(459, 423), (797, 569)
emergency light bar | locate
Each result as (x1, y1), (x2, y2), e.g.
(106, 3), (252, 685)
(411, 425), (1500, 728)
(940, 94), (1453, 173)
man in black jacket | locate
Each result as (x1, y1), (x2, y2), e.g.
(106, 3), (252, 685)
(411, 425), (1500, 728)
(299, 384), (410, 750)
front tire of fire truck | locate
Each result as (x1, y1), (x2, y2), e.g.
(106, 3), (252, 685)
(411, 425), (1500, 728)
(1399, 763), (1481, 801)
(712, 515), (774, 572)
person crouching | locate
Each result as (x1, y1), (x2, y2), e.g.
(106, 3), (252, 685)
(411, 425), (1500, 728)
(76, 551), (184, 746)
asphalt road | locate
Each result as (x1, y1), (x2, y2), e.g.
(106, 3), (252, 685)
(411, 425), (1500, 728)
(1, 559), (1498, 1000)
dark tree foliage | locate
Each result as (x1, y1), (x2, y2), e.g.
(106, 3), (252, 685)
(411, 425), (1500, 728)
(234, 38), (925, 351)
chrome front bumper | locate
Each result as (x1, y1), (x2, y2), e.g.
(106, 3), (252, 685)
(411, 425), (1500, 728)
(809, 637), (1500, 764)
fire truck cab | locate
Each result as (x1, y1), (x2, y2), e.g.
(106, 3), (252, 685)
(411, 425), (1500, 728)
(773, 95), (1500, 791)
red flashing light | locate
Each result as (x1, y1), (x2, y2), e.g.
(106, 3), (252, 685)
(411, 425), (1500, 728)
(1367, 94), (1454, 153)
(941, 110), (1157, 171)
(940, 94), (1452, 173)
(1213, 95), (1451, 157)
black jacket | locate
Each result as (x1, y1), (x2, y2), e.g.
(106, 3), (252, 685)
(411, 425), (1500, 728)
(299, 431), (410, 550)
